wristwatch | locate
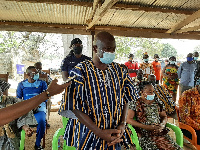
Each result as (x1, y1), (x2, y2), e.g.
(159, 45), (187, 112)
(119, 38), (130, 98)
(46, 90), (51, 99)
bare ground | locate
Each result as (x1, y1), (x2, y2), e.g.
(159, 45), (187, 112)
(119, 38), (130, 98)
(24, 112), (193, 150)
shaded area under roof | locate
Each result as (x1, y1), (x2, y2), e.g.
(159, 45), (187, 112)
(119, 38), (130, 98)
(0, 0), (200, 39)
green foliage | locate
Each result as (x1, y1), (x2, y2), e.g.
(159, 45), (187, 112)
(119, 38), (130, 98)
(193, 45), (200, 53)
(115, 37), (135, 60)
(160, 43), (177, 58)
(115, 36), (163, 61)
(133, 38), (163, 59)
(0, 31), (63, 61)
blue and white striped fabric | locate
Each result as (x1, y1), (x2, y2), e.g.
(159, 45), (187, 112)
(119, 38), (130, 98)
(59, 60), (139, 150)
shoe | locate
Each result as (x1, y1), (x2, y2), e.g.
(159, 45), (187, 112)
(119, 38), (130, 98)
(47, 123), (50, 129)
(34, 145), (44, 150)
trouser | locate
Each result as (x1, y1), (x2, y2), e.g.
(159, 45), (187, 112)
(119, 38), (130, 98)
(34, 111), (46, 147)
(179, 83), (193, 98)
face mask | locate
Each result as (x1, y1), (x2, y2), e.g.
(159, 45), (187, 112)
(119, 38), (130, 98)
(196, 79), (200, 85)
(187, 57), (193, 61)
(73, 46), (82, 54)
(137, 75), (143, 80)
(169, 61), (176, 65)
(194, 57), (198, 61)
(155, 58), (159, 61)
(99, 52), (115, 64)
(150, 81), (155, 86)
(33, 73), (39, 80)
(146, 94), (155, 100)
(144, 59), (149, 62)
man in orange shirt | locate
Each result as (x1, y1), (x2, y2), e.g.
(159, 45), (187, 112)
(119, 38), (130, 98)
(152, 54), (161, 84)
(124, 54), (139, 78)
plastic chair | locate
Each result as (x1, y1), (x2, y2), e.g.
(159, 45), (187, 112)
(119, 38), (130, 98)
(20, 129), (25, 150)
(128, 122), (183, 150)
(52, 117), (76, 150)
(176, 106), (200, 150)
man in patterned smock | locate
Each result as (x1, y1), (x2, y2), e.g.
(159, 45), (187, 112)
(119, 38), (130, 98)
(59, 31), (139, 150)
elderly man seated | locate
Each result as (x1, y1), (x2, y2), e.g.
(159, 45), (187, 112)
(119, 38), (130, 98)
(17, 66), (48, 150)
(179, 84), (200, 146)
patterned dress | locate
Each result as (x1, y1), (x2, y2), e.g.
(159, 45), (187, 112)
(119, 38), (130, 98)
(163, 65), (179, 94)
(59, 60), (139, 150)
(154, 84), (175, 115)
(129, 98), (182, 150)
(139, 63), (154, 78)
(0, 96), (37, 150)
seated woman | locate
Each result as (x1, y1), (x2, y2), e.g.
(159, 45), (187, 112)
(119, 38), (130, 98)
(127, 81), (182, 150)
(0, 79), (37, 150)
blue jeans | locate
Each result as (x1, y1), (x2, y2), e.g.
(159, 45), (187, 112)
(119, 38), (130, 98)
(34, 111), (46, 147)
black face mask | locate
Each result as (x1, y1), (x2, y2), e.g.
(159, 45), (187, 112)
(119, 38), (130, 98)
(73, 46), (82, 54)
(150, 81), (156, 86)
(137, 75), (143, 80)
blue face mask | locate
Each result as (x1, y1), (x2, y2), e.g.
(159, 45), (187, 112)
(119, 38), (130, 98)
(194, 57), (198, 61)
(196, 79), (200, 85)
(33, 73), (39, 80)
(169, 61), (176, 65)
(144, 59), (149, 62)
(146, 94), (155, 100)
(187, 57), (193, 61)
(99, 52), (115, 64)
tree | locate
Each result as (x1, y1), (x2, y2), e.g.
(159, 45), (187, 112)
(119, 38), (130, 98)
(193, 45), (200, 53)
(161, 43), (177, 58)
(115, 36), (135, 61)
(115, 36), (163, 62)
(133, 38), (163, 59)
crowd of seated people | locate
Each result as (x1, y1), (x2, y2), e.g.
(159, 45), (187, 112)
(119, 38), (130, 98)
(1, 31), (200, 150)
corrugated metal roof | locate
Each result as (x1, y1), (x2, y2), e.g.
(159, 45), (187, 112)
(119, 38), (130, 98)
(119, 0), (200, 10)
(0, 1), (92, 25)
(0, 0), (199, 39)
(98, 10), (187, 29)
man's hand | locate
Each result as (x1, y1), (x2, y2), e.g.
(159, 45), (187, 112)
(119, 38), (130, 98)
(97, 129), (121, 142)
(107, 124), (125, 147)
(22, 125), (33, 137)
(47, 79), (71, 97)
(107, 137), (123, 147)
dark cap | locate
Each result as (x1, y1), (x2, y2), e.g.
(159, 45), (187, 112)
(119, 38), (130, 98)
(154, 54), (159, 58)
(70, 38), (82, 47)
(128, 54), (134, 58)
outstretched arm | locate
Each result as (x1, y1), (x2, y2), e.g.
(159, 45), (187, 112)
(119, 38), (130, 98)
(0, 79), (71, 126)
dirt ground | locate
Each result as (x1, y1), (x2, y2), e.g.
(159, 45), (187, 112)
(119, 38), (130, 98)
(24, 112), (63, 150)
(24, 112), (192, 150)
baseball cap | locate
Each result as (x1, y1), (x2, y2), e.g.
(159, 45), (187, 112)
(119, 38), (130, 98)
(70, 38), (82, 47)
